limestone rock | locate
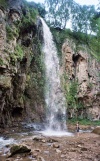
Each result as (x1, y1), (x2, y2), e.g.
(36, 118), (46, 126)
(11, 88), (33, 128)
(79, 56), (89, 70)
(62, 39), (100, 120)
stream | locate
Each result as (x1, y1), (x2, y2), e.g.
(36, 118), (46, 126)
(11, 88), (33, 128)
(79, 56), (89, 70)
(0, 122), (92, 155)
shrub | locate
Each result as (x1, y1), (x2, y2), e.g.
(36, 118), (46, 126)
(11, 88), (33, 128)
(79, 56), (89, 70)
(0, 58), (4, 66)
(10, 45), (24, 62)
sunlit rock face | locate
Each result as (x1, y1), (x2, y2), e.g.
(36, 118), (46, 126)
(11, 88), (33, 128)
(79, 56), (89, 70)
(62, 40), (100, 120)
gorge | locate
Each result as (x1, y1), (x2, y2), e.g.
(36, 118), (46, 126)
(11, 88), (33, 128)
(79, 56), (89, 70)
(0, 0), (99, 128)
(0, 0), (100, 160)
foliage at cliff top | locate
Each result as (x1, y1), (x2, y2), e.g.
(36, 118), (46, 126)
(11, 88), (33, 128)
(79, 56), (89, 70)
(23, 0), (46, 18)
(0, 0), (8, 8)
(51, 28), (100, 62)
(44, 0), (100, 61)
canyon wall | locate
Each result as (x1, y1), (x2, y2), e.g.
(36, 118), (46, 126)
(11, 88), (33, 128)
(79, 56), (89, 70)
(0, 0), (100, 128)
(62, 40), (100, 120)
(0, 0), (45, 127)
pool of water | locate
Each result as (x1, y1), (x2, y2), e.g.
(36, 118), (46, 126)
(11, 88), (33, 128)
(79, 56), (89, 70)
(40, 129), (74, 137)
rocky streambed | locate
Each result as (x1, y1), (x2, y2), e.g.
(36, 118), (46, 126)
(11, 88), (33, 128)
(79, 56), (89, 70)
(0, 124), (100, 161)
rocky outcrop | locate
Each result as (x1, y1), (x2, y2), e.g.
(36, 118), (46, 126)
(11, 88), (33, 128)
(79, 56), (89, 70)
(9, 144), (31, 157)
(92, 127), (100, 135)
(0, 0), (45, 127)
(62, 40), (100, 120)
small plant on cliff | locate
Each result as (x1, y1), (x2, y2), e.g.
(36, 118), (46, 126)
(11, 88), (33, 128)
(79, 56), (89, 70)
(6, 25), (19, 41)
(67, 81), (78, 108)
(6, 25), (14, 40)
(64, 73), (78, 109)
(0, 58), (4, 66)
(19, 6), (38, 31)
(10, 45), (24, 63)
(88, 82), (93, 90)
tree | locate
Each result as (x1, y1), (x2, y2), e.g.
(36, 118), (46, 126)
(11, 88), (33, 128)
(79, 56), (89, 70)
(45, 0), (73, 29)
(71, 4), (96, 34)
(36, 3), (46, 18)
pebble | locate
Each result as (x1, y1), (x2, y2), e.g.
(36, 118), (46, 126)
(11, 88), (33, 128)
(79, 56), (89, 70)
(44, 150), (49, 154)
(34, 149), (41, 152)
(52, 143), (60, 148)
(42, 139), (46, 143)
(38, 156), (45, 161)
(56, 149), (61, 153)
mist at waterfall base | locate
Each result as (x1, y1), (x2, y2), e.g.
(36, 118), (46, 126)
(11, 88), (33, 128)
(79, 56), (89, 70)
(38, 18), (73, 137)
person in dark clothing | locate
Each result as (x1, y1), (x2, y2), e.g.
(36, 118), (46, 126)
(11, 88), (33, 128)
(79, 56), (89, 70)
(76, 121), (80, 136)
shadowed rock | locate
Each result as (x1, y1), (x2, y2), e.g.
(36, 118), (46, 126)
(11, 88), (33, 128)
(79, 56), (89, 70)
(9, 144), (31, 157)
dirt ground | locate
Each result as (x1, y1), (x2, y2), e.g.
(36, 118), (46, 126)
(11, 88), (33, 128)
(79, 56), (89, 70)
(0, 130), (100, 161)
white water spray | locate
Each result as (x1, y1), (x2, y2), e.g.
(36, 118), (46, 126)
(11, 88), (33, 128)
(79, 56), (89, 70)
(40, 18), (67, 132)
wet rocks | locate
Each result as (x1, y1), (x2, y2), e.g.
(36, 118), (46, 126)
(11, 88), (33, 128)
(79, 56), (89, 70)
(9, 144), (31, 157)
(0, 132), (100, 161)
(33, 136), (44, 142)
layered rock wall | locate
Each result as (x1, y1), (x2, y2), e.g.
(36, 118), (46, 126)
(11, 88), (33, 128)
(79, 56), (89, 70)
(0, 0), (45, 127)
(62, 40), (100, 120)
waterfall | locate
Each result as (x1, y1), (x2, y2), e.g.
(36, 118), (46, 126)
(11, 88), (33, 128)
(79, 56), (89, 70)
(40, 18), (67, 132)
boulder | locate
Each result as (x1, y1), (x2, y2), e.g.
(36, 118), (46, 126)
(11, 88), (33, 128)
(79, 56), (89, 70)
(92, 127), (100, 135)
(9, 144), (31, 156)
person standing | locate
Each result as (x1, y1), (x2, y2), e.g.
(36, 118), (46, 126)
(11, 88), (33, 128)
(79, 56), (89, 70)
(76, 121), (80, 136)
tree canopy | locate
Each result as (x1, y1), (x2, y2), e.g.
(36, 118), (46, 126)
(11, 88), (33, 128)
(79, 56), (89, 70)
(44, 0), (98, 35)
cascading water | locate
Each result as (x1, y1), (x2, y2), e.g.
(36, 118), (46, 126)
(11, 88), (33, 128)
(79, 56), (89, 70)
(40, 18), (67, 132)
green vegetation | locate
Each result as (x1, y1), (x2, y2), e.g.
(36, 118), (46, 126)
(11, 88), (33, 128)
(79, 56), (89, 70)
(64, 78), (78, 109)
(6, 25), (19, 41)
(19, 6), (38, 30)
(68, 118), (100, 126)
(36, 3), (46, 18)
(51, 28), (100, 62)
(87, 82), (93, 90)
(45, 0), (100, 61)
(88, 35), (100, 62)
(31, 41), (45, 93)
(0, 58), (4, 66)
(0, 0), (8, 8)
(6, 25), (14, 40)
(25, 37), (45, 101)
(10, 45), (24, 63)
(51, 28), (71, 60)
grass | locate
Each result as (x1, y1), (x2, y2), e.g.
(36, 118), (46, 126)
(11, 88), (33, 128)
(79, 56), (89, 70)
(68, 118), (100, 126)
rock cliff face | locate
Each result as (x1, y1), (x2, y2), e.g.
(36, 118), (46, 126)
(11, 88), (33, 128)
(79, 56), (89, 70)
(0, 0), (100, 128)
(62, 40), (100, 120)
(0, 0), (45, 127)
